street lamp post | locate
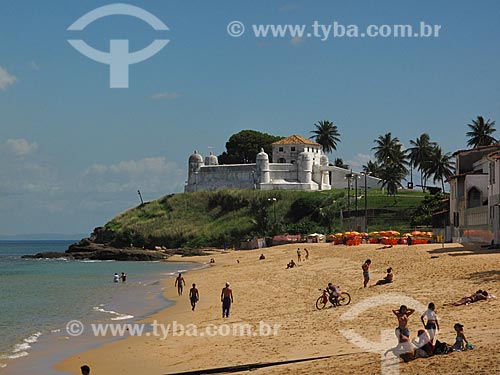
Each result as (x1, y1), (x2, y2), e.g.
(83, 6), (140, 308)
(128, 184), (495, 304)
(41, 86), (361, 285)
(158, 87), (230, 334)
(361, 172), (370, 232)
(345, 170), (355, 230)
(268, 197), (277, 228)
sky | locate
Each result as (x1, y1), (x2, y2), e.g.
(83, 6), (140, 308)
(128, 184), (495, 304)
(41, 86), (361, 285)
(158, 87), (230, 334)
(1, 0), (499, 236)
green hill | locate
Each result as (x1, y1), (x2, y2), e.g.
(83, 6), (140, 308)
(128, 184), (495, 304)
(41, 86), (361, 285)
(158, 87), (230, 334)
(101, 189), (434, 249)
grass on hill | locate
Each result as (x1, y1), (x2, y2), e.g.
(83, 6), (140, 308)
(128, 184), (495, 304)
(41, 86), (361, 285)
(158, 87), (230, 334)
(103, 188), (433, 249)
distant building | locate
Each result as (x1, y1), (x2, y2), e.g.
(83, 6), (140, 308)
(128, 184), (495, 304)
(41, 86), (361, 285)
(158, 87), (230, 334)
(448, 144), (500, 243)
(185, 135), (381, 192)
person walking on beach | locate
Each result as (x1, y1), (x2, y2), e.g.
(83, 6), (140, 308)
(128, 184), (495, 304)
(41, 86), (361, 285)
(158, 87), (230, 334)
(175, 273), (186, 296)
(297, 248), (302, 262)
(80, 365), (90, 375)
(113, 273), (119, 283)
(304, 248), (309, 260)
(120, 272), (127, 283)
(362, 259), (371, 288)
(189, 283), (199, 311)
(221, 282), (233, 318)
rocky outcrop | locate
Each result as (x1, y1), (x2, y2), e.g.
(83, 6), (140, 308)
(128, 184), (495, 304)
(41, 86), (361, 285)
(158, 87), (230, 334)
(22, 227), (169, 261)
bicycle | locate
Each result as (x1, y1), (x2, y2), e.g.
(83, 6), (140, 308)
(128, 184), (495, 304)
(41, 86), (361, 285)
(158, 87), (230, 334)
(315, 287), (351, 310)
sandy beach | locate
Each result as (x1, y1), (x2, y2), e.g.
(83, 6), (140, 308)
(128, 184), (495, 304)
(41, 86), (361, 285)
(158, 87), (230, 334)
(56, 243), (500, 375)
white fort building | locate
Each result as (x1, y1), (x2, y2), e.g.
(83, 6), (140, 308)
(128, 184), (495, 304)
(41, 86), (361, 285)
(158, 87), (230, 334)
(185, 135), (381, 192)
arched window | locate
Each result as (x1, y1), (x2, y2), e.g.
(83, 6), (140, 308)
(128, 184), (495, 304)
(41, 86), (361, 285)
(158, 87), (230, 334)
(467, 187), (481, 208)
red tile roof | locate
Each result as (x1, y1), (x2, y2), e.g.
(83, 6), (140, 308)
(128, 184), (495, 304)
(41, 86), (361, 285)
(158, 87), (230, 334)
(272, 135), (320, 146)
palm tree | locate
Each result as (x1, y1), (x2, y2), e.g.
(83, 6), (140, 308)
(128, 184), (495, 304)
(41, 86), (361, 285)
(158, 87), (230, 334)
(310, 120), (341, 153)
(408, 133), (436, 188)
(372, 133), (401, 163)
(372, 133), (409, 201)
(466, 116), (497, 148)
(378, 162), (407, 202)
(334, 158), (349, 169)
(423, 145), (455, 192)
(362, 160), (382, 178)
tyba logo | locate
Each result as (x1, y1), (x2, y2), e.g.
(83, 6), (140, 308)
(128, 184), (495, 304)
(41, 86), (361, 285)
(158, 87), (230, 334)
(67, 3), (169, 88)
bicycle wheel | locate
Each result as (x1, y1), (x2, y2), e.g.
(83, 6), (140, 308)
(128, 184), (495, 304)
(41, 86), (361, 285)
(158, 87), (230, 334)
(316, 295), (328, 310)
(337, 292), (351, 306)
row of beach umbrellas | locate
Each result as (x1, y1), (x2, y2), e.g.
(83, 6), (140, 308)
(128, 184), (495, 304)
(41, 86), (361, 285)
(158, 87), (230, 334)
(327, 230), (433, 240)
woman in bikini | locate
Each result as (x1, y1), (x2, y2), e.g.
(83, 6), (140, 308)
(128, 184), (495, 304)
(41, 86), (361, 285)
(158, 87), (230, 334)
(445, 290), (490, 306)
(392, 305), (415, 361)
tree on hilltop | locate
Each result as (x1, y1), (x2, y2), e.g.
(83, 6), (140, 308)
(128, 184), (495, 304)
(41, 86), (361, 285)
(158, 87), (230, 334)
(218, 130), (283, 164)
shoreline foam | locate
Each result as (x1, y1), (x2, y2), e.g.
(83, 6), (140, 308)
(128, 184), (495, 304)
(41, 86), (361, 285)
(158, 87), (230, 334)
(0, 259), (200, 375)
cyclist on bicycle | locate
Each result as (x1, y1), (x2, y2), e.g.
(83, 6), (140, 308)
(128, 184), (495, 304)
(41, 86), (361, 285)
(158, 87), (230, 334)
(327, 282), (341, 305)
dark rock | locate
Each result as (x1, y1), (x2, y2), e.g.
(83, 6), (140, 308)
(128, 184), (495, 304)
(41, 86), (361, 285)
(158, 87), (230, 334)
(22, 252), (70, 259)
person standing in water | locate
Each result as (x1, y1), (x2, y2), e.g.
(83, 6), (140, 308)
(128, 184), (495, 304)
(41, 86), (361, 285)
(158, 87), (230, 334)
(221, 282), (233, 318)
(120, 272), (127, 283)
(113, 273), (119, 283)
(189, 283), (199, 311)
(175, 273), (186, 296)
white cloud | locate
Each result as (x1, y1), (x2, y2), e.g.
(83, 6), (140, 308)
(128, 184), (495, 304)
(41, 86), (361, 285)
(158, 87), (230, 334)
(80, 156), (185, 194)
(0, 66), (17, 90)
(345, 153), (373, 169)
(2, 138), (38, 157)
(150, 91), (182, 100)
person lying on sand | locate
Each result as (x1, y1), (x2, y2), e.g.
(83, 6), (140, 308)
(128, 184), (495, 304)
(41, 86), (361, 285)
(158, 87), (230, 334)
(444, 290), (496, 306)
(375, 268), (394, 285)
(377, 245), (393, 249)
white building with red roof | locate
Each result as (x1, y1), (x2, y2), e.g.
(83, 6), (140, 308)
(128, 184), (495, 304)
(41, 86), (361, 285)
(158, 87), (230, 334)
(185, 135), (381, 192)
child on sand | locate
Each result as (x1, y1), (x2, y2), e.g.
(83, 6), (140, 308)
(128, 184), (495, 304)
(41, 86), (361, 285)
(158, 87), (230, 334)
(453, 323), (468, 351)
(362, 259), (371, 288)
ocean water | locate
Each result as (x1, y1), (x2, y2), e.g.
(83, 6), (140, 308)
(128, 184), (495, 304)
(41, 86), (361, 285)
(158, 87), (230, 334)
(0, 241), (198, 373)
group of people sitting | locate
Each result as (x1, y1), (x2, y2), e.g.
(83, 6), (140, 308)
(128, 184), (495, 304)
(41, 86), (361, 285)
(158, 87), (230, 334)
(391, 302), (475, 362)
